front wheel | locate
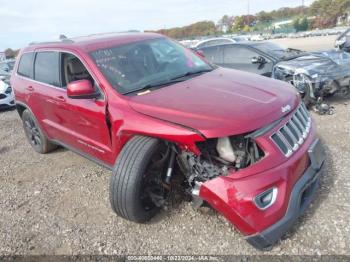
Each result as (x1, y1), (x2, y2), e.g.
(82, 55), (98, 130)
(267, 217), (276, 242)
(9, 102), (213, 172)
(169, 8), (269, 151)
(109, 136), (170, 223)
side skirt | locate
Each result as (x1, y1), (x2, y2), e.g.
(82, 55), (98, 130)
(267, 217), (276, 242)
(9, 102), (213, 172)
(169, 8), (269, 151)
(51, 139), (113, 171)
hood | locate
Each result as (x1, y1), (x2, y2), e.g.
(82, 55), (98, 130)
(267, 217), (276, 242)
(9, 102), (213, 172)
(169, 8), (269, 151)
(276, 50), (350, 77)
(128, 68), (299, 138)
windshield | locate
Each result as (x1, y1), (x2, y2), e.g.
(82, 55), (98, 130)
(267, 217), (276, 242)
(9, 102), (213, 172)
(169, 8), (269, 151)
(254, 42), (303, 59)
(315, 50), (350, 65)
(91, 38), (213, 94)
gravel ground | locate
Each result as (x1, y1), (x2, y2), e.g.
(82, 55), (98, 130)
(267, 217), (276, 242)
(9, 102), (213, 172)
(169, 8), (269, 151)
(0, 94), (349, 256)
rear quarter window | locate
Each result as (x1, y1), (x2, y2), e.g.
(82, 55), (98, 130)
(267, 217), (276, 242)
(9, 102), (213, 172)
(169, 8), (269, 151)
(34, 52), (60, 87)
(17, 52), (34, 78)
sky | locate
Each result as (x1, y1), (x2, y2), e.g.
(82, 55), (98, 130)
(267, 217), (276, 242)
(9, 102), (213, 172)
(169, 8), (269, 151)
(0, 0), (314, 50)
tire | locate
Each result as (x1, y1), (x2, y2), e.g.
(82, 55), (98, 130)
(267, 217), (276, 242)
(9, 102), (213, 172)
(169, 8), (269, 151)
(290, 74), (316, 108)
(21, 109), (57, 154)
(110, 136), (169, 223)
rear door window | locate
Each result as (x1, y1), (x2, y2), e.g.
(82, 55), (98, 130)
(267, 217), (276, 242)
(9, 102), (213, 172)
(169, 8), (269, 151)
(224, 46), (259, 64)
(34, 52), (60, 87)
(201, 46), (224, 64)
(17, 53), (34, 78)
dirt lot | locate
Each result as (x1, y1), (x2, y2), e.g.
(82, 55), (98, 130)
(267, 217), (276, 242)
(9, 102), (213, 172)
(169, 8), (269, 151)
(270, 35), (338, 51)
(1, 36), (350, 256)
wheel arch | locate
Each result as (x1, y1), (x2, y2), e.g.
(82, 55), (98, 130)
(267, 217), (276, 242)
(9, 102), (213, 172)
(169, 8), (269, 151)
(15, 102), (27, 118)
(15, 101), (50, 138)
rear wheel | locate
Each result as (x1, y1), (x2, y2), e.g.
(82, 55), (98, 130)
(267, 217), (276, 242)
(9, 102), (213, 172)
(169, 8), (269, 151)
(21, 109), (57, 154)
(109, 136), (170, 223)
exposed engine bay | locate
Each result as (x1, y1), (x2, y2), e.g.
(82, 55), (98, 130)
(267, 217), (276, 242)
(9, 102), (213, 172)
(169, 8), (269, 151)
(177, 135), (265, 188)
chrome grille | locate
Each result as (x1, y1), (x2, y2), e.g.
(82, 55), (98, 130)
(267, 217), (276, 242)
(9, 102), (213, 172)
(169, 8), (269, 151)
(271, 103), (311, 157)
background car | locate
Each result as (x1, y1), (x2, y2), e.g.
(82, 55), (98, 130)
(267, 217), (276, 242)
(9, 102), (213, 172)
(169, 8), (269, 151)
(198, 42), (350, 106)
(250, 34), (265, 41)
(198, 41), (301, 77)
(0, 60), (15, 74)
(191, 37), (236, 49)
(335, 28), (350, 51)
(232, 35), (250, 42)
(0, 76), (15, 109)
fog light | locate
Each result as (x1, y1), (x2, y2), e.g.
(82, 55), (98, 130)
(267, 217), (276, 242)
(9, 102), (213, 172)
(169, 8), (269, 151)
(254, 187), (278, 210)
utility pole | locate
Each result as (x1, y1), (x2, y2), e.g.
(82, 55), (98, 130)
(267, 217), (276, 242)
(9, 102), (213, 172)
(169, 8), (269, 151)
(247, 0), (250, 26)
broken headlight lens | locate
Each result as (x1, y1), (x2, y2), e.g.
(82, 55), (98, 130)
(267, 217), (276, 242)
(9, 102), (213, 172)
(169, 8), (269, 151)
(5, 86), (12, 94)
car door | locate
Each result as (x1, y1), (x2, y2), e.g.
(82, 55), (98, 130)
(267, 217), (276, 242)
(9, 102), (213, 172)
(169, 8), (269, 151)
(222, 45), (273, 76)
(33, 50), (113, 166)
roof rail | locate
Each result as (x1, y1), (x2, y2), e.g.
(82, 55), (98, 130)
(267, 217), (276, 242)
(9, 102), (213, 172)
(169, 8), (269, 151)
(29, 37), (74, 46)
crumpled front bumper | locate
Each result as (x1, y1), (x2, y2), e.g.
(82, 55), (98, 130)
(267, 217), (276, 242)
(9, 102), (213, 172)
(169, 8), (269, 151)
(199, 137), (326, 250)
(246, 138), (325, 249)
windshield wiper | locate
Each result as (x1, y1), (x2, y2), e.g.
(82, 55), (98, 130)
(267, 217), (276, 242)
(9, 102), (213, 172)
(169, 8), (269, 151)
(124, 69), (214, 95)
(170, 68), (213, 81)
(123, 78), (187, 95)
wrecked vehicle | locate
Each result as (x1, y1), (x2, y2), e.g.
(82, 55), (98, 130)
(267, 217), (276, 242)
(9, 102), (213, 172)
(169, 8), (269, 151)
(11, 33), (325, 250)
(335, 27), (350, 52)
(0, 60), (15, 109)
(198, 42), (350, 106)
(0, 76), (15, 109)
(273, 50), (350, 106)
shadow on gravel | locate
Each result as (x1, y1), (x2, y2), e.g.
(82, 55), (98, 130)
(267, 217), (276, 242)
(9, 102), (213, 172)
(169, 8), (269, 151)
(279, 139), (335, 243)
(0, 107), (16, 113)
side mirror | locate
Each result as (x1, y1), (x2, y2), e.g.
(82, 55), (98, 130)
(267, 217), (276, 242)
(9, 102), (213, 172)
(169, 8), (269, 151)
(252, 56), (266, 64)
(67, 79), (99, 99)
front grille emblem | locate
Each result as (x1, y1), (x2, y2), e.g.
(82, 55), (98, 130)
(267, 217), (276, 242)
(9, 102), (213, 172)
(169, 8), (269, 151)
(281, 104), (291, 113)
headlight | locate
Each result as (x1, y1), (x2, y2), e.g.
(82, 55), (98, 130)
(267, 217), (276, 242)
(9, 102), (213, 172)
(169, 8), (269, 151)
(5, 86), (12, 94)
(293, 74), (312, 94)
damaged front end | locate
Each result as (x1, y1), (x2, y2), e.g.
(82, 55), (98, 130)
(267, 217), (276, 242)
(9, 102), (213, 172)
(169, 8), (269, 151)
(177, 135), (265, 210)
(178, 135), (265, 185)
(171, 103), (324, 250)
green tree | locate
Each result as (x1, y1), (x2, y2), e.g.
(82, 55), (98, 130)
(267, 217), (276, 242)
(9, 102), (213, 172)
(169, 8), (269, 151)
(293, 17), (309, 32)
(299, 17), (309, 31)
(233, 16), (245, 32)
(292, 17), (301, 32)
(310, 0), (350, 28)
(243, 25), (251, 32)
(218, 15), (234, 33)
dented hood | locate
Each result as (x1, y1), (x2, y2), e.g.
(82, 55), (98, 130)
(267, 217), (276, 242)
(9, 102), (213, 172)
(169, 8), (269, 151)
(128, 68), (299, 138)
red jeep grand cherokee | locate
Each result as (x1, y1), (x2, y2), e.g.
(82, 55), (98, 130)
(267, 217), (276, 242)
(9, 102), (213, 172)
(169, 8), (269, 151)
(11, 33), (325, 250)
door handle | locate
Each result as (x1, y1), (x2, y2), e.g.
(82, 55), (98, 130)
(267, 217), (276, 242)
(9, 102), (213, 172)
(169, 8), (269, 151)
(56, 96), (66, 102)
(26, 86), (34, 92)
